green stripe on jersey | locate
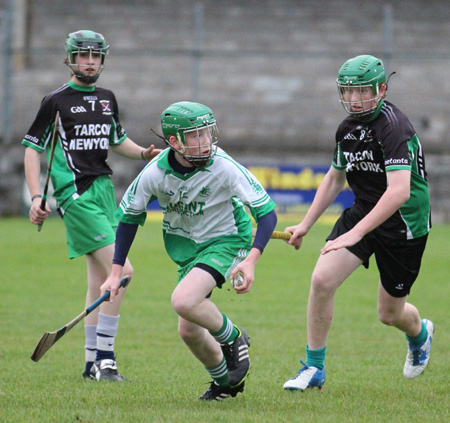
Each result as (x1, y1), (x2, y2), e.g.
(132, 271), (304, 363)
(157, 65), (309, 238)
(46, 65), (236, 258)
(397, 134), (430, 238)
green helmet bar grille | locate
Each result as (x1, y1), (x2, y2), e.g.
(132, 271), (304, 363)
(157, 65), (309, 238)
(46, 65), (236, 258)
(65, 30), (109, 83)
(336, 55), (386, 118)
(161, 101), (218, 167)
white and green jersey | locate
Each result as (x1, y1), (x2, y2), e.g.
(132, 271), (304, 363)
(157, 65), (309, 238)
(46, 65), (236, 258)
(117, 148), (276, 266)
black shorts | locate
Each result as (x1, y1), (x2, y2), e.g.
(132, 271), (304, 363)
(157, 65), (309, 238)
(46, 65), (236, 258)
(195, 263), (226, 299)
(327, 208), (428, 298)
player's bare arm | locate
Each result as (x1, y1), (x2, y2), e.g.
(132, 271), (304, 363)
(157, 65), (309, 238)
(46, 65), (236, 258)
(286, 166), (346, 250)
(321, 169), (411, 254)
(24, 147), (51, 224)
(110, 137), (163, 161)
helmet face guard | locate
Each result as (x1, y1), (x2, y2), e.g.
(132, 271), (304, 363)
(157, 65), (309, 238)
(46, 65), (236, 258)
(336, 55), (386, 118)
(65, 30), (109, 84)
(161, 102), (218, 167)
(337, 82), (382, 117)
(176, 123), (218, 167)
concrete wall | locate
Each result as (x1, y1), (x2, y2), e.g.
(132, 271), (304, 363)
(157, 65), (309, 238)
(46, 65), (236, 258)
(1, 0), (450, 219)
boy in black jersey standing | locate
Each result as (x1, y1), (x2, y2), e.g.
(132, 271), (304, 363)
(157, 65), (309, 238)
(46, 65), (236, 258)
(283, 55), (433, 391)
(23, 30), (161, 381)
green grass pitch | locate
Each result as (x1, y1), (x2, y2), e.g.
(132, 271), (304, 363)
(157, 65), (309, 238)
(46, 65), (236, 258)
(1, 217), (449, 422)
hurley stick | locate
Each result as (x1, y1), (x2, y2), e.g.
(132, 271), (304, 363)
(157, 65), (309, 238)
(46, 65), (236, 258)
(38, 111), (60, 232)
(31, 275), (131, 362)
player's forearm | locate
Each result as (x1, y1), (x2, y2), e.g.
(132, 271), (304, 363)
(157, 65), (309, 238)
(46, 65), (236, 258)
(252, 209), (277, 253)
(111, 137), (145, 160)
(244, 248), (262, 266)
(302, 168), (345, 230)
(24, 147), (42, 197)
(352, 169), (410, 237)
(352, 187), (409, 237)
(110, 263), (124, 279)
(113, 221), (139, 266)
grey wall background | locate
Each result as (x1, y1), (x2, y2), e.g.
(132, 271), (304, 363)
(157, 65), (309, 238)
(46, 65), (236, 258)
(1, 0), (450, 220)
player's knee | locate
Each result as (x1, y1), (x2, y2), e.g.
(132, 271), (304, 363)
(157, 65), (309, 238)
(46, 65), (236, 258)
(171, 291), (194, 318)
(311, 270), (337, 294)
(379, 314), (396, 327)
(377, 306), (398, 326)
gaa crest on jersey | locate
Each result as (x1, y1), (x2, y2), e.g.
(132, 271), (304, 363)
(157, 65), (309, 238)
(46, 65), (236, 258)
(355, 125), (374, 143)
(71, 105), (87, 113)
(100, 100), (112, 115)
(198, 186), (211, 197)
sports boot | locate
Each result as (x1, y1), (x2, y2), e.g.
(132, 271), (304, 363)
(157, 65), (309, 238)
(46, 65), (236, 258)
(90, 359), (124, 382)
(404, 319), (434, 379)
(220, 325), (250, 386)
(198, 381), (245, 401)
(283, 360), (325, 391)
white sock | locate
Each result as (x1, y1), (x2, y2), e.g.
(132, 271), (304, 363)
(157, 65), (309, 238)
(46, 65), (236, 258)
(96, 313), (120, 360)
(84, 325), (97, 363)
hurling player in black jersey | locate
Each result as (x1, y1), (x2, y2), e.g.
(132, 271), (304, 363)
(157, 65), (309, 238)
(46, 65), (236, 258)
(23, 30), (162, 381)
(283, 55), (433, 391)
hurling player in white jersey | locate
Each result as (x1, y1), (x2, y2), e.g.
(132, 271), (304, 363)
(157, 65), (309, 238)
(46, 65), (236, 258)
(283, 55), (433, 392)
(101, 101), (277, 401)
(23, 30), (161, 382)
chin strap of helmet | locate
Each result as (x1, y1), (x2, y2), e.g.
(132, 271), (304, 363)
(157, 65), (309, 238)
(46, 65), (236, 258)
(151, 128), (189, 160)
(150, 128), (166, 142)
(385, 71), (396, 92)
(357, 100), (385, 123)
(72, 70), (100, 84)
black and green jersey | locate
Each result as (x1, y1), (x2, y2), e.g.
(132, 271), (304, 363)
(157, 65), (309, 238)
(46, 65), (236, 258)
(332, 101), (431, 239)
(22, 80), (127, 210)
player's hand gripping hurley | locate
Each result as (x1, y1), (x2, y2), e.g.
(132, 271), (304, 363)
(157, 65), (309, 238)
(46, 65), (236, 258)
(231, 229), (291, 288)
(37, 111), (60, 232)
(31, 275), (131, 362)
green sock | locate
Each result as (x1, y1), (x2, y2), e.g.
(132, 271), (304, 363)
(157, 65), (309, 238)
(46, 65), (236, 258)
(305, 345), (326, 370)
(205, 357), (230, 386)
(406, 320), (427, 346)
(209, 313), (239, 344)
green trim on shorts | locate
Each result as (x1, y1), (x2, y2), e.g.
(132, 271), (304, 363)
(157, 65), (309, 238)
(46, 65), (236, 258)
(63, 175), (117, 258)
(177, 241), (249, 288)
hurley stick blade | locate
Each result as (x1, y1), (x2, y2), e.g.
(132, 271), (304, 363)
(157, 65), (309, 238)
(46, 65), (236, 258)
(31, 329), (67, 362)
(31, 275), (131, 362)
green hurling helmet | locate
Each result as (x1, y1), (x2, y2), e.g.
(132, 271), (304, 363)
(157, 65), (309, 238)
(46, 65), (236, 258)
(336, 55), (386, 118)
(65, 30), (109, 83)
(161, 101), (218, 167)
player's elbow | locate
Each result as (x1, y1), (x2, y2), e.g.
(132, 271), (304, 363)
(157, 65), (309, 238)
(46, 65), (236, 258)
(390, 185), (410, 207)
(398, 188), (410, 205)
